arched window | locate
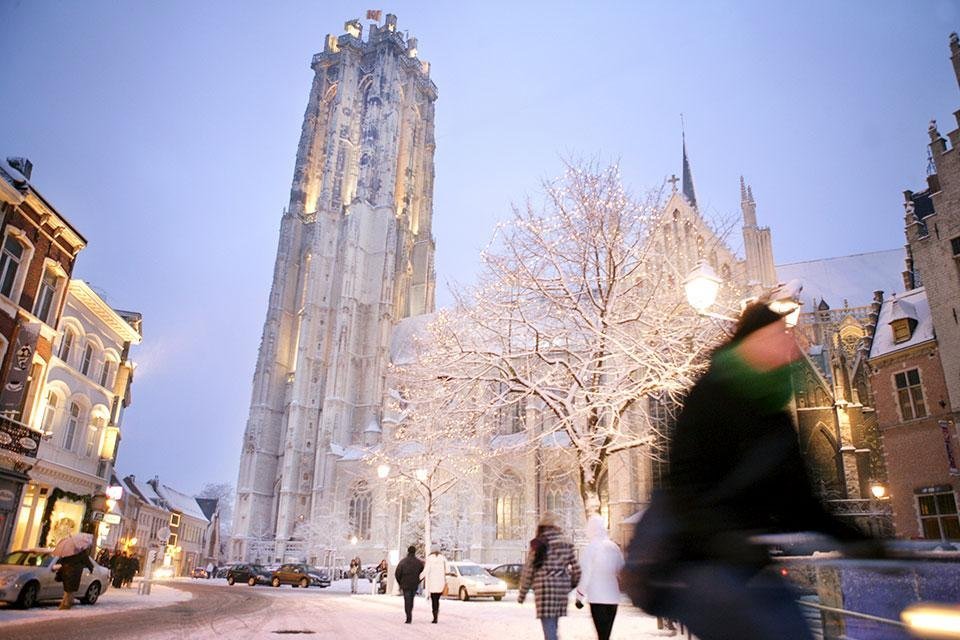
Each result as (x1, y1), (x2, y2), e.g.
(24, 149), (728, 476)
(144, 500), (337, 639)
(348, 481), (372, 541)
(85, 416), (105, 458)
(60, 330), (75, 363)
(63, 402), (81, 451)
(100, 360), (115, 389)
(80, 344), (94, 376)
(42, 392), (59, 433)
(496, 472), (523, 540)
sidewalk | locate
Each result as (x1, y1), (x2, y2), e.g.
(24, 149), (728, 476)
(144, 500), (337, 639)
(0, 581), (191, 627)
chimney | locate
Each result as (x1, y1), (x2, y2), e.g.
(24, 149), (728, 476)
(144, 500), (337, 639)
(6, 157), (33, 180)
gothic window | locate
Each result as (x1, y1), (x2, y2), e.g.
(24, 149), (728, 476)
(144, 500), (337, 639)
(696, 235), (705, 259)
(0, 234), (24, 299)
(495, 472), (523, 540)
(500, 395), (524, 435)
(709, 249), (718, 269)
(348, 481), (372, 541)
(721, 264), (731, 280)
(895, 369), (927, 421)
(63, 402), (81, 451)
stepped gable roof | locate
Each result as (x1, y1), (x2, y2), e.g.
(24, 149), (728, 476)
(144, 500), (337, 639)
(776, 248), (905, 313)
(869, 287), (934, 359)
(195, 497), (219, 521)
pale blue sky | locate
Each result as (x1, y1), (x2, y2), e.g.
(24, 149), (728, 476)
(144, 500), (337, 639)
(1, 1), (958, 493)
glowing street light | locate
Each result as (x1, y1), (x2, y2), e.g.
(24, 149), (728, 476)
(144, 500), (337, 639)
(870, 483), (887, 500)
(683, 260), (722, 314)
(414, 468), (429, 483)
(377, 464), (391, 479)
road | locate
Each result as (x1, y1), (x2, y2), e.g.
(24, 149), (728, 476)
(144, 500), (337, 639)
(0, 580), (669, 640)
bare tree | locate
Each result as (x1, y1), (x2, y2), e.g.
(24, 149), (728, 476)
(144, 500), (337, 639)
(437, 160), (726, 520)
(198, 482), (234, 551)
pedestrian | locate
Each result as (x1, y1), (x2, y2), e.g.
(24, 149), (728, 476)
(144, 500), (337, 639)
(111, 551), (126, 589)
(575, 515), (624, 640)
(125, 555), (140, 587)
(622, 300), (881, 640)
(52, 533), (94, 610)
(518, 514), (581, 640)
(206, 561), (215, 580)
(420, 544), (448, 624)
(394, 544), (425, 624)
(349, 556), (361, 594)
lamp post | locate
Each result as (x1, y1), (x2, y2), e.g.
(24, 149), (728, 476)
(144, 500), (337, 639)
(683, 260), (803, 328)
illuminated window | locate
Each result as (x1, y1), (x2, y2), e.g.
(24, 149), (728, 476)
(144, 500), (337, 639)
(85, 416), (104, 458)
(0, 234), (24, 298)
(918, 492), (960, 540)
(496, 473), (522, 540)
(895, 369), (927, 421)
(100, 360), (114, 389)
(891, 319), (912, 344)
(63, 402), (81, 451)
(41, 392), (58, 433)
(170, 513), (181, 527)
(34, 267), (60, 324)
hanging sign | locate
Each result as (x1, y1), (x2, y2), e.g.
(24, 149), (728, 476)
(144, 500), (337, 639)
(0, 322), (40, 417)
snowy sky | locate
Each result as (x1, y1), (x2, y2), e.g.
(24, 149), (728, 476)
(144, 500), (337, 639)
(1, 1), (958, 495)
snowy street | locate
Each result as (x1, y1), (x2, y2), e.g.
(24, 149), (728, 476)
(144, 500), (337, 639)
(0, 578), (683, 640)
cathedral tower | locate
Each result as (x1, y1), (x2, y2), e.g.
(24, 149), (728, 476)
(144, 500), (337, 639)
(231, 14), (437, 560)
(740, 176), (777, 293)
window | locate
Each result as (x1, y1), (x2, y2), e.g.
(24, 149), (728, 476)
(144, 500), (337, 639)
(918, 491), (960, 540)
(895, 369), (927, 421)
(891, 319), (912, 344)
(170, 513), (181, 527)
(100, 360), (114, 389)
(34, 269), (58, 323)
(496, 473), (522, 540)
(63, 402), (81, 450)
(0, 234), (24, 298)
(85, 416), (104, 458)
(80, 344), (93, 376)
(348, 481), (372, 541)
(41, 392), (58, 434)
(60, 330), (75, 363)
(951, 236), (960, 258)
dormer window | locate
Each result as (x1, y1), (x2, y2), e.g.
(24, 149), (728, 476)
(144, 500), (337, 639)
(891, 318), (915, 344)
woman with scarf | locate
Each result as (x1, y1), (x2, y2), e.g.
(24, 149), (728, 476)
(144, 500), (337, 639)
(518, 514), (581, 640)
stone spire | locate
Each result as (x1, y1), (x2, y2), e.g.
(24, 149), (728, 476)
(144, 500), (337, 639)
(740, 177), (777, 293)
(740, 176), (757, 227)
(681, 128), (698, 210)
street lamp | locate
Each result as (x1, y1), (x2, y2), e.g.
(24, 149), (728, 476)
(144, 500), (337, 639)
(377, 464), (391, 479)
(869, 483), (887, 500)
(683, 260), (804, 327)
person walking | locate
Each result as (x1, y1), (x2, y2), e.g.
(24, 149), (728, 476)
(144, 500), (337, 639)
(395, 545), (425, 624)
(125, 555), (140, 587)
(420, 545), (448, 624)
(349, 556), (361, 594)
(518, 514), (581, 640)
(575, 515), (624, 640)
(206, 561), (215, 579)
(111, 551), (126, 589)
(52, 533), (94, 610)
(623, 300), (880, 640)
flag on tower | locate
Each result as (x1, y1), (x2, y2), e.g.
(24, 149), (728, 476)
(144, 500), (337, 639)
(366, 10), (382, 22)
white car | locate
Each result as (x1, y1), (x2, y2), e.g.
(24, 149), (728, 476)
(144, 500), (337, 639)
(445, 561), (507, 601)
(0, 548), (110, 609)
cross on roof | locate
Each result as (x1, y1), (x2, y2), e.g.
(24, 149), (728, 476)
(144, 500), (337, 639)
(667, 174), (680, 192)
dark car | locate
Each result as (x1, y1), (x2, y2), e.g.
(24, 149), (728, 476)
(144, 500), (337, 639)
(488, 563), (522, 589)
(226, 563), (272, 586)
(270, 563), (330, 588)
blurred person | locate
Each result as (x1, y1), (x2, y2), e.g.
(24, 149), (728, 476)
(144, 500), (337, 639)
(395, 545), (424, 624)
(518, 514), (581, 640)
(420, 545), (449, 623)
(575, 515), (624, 640)
(624, 300), (878, 640)
(206, 561), (215, 579)
(349, 556), (361, 594)
(52, 533), (94, 610)
(111, 551), (127, 588)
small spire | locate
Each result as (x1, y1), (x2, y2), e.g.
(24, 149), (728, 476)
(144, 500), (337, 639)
(681, 120), (698, 210)
(740, 176), (747, 201)
(747, 185), (754, 203)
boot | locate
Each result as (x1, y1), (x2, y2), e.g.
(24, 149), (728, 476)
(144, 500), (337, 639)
(59, 592), (74, 609)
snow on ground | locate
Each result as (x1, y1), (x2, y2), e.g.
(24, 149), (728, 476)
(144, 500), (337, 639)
(154, 579), (685, 640)
(0, 581), (191, 626)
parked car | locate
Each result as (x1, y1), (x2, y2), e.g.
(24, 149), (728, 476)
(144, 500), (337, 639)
(270, 563), (330, 588)
(190, 566), (209, 579)
(226, 563), (272, 586)
(0, 549), (110, 609)
(215, 566), (230, 579)
(488, 563), (522, 589)
(445, 561), (507, 601)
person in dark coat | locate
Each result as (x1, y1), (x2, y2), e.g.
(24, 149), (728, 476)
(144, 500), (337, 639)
(123, 555), (140, 587)
(625, 301), (877, 640)
(394, 545), (425, 624)
(57, 550), (94, 609)
(111, 552), (127, 589)
(518, 514), (581, 640)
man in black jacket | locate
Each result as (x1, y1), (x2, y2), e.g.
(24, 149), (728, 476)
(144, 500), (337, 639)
(394, 545), (425, 624)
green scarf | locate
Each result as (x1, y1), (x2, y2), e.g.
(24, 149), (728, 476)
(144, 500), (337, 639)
(710, 346), (793, 415)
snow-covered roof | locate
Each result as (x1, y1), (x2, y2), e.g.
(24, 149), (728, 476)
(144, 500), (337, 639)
(154, 483), (209, 522)
(869, 287), (935, 359)
(389, 313), (435, 365)
(121, 475), (165, 508)
(776, 248), (905, 312)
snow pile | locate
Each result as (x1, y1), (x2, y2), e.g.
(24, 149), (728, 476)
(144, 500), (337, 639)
(0, 582), (191, 626)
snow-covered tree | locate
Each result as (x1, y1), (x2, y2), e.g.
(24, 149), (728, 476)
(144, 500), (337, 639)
(293, 506), (352, 563)
(438, 160), (727, 520)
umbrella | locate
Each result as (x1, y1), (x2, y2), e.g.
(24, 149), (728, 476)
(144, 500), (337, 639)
(52, 532), (94, 557)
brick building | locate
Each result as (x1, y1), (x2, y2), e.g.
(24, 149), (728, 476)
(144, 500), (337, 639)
(0, 157), (86, 554)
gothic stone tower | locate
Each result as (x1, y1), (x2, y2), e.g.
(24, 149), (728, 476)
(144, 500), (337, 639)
(232, 15), (437, 560)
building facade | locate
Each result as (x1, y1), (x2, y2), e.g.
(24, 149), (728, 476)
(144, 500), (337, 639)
(11, 279), (141, 552)
(0, 157), (86, 554)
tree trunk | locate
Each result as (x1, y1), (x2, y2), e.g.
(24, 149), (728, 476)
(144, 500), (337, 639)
(578, 456), (604, 522)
